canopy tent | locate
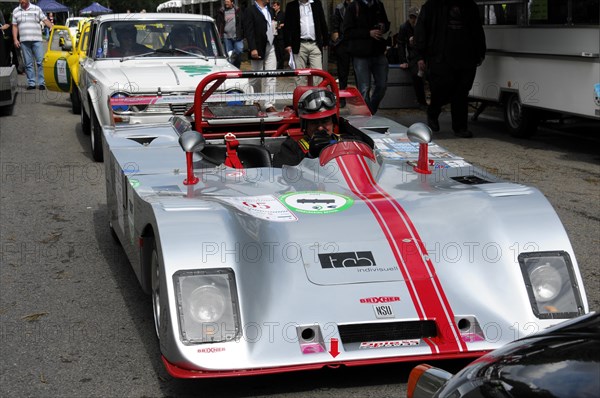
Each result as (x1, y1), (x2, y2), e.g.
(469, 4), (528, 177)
(157, 1), (182, 12)
(37, 0), (69, 13)
(80, 2), (111, 15)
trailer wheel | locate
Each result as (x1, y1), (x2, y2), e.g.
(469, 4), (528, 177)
(504, 93), (539, 138)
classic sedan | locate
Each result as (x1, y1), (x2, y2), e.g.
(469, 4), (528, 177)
(76, 13), (248, 162)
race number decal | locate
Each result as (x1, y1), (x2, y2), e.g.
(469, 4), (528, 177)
(280, 191), (354, 214)
(221, 195), (298, 222)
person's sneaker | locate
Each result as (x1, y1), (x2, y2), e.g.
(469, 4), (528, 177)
(38, 85), (46, 90)
(26, 86), (36, 90)
(454, 129), (474, 138)
(427, 116), (440, 132)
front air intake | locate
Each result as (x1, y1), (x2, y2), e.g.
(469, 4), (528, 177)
(338, 320), (437, 344)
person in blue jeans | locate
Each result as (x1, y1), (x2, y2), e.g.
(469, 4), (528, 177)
(216, 0), (244, 68)
(342, 0), (390, 115)
(11, 0), (53, 90)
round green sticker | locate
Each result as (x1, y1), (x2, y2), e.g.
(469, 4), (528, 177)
(280, 191), (354, 214)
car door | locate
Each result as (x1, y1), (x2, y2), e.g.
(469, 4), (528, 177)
(42, 26), (75, 92)
(68, 22), (91, 90)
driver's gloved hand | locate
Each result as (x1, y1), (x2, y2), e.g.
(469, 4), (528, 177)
(308, 129), (337, 158)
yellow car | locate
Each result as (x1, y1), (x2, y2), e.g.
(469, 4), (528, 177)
(42, 20), (92, 115)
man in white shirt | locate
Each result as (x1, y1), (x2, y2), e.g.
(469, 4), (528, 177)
(283, 0), (329, 83)
(12, 0), (53, 90)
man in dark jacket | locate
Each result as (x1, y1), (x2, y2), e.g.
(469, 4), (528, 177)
(216, 0), (244, 68)
(331, 0), (352, 95)
(283, 0), (329, 81)
(398, 7), (427, 109)
(244, 0), (277, 112)
(343, 0), (390, 115)
(414, 0), (486, 138)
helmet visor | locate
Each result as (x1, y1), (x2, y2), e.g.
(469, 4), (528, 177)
(298, 90), (336, 113)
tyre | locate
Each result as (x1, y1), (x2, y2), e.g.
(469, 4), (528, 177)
(90, 110), (104, 162)
(70, 88), (81, 115)
(150, 243), (163, 339)
(504, 93), (539, 138)
(81, 104), (91, 135)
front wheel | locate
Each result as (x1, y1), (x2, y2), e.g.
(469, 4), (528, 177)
(90, 110), (103, 162)
(150, 243), (163, 339)
(504, 93), (539, 138)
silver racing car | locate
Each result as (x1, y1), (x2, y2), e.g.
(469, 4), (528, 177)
(102, 69), (589, 378)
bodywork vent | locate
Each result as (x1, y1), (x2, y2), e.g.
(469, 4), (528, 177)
(338, 320), (437, 344)
(170, 103), (192, 115)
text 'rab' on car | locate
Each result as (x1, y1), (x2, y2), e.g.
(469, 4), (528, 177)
(101, 69), (589, 379)
(43, 13), (250, 163)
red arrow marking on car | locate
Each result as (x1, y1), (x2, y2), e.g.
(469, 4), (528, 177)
(329, 338), (340, 358)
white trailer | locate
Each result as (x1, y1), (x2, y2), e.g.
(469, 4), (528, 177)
(470, 0), (600, 137)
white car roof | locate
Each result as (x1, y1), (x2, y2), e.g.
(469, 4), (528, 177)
(95, 13), (215, 23)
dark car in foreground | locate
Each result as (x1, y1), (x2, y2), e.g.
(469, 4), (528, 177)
(408, 312), (599, 398)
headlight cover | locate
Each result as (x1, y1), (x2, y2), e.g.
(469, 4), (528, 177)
(519, 251), (584, 319)
(173, 269), (241, 344)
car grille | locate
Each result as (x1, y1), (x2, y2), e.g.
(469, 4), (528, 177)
(338, 320), (437, 344)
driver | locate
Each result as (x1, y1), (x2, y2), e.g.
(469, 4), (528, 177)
(273, 87), (341, 167)
(168, 27), (191, 49)
(111, 25), (149, 57)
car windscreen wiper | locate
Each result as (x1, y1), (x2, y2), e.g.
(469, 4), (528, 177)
(120, 48), (208, 62)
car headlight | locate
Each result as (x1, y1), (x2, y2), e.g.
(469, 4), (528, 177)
(111, 92), (130, 113)
(173, 269), (241, 344)
(519, 251), (584, 319)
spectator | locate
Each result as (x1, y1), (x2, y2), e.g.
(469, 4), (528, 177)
(283, 0), (328, 83)
(270, 0), (286, 69)
(244, 0), (277, 112)
(110, 25), (149, 57)
(343, 0), (391, 115)
(331, 0), (352, 103)
(414, 0), (486, 138)
(1, 13), (10, 66)
(44, 12), (54, 39)
(398, 6), (427, 110)
(12, 0), (53, 90)
(216, 0), (244, 69)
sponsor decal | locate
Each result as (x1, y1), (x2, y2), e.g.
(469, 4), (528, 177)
(280, 191), (354, 214)
(373, 304), (395, 319)
(319, 251), (375, 269)
(221, 195), (298, 222)
(360, 296), (400, 304)
(54, 57), (71, 92)
(178, 65), (215, 77)
(359, 340), (420, 349)
(197, 347), (226, 354)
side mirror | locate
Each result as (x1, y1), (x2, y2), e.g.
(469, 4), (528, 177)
(407, 122), (432, 144)
(178, 130), (205, 153)
(407, 122), (433, 175)
(178, 130), (205, 186)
